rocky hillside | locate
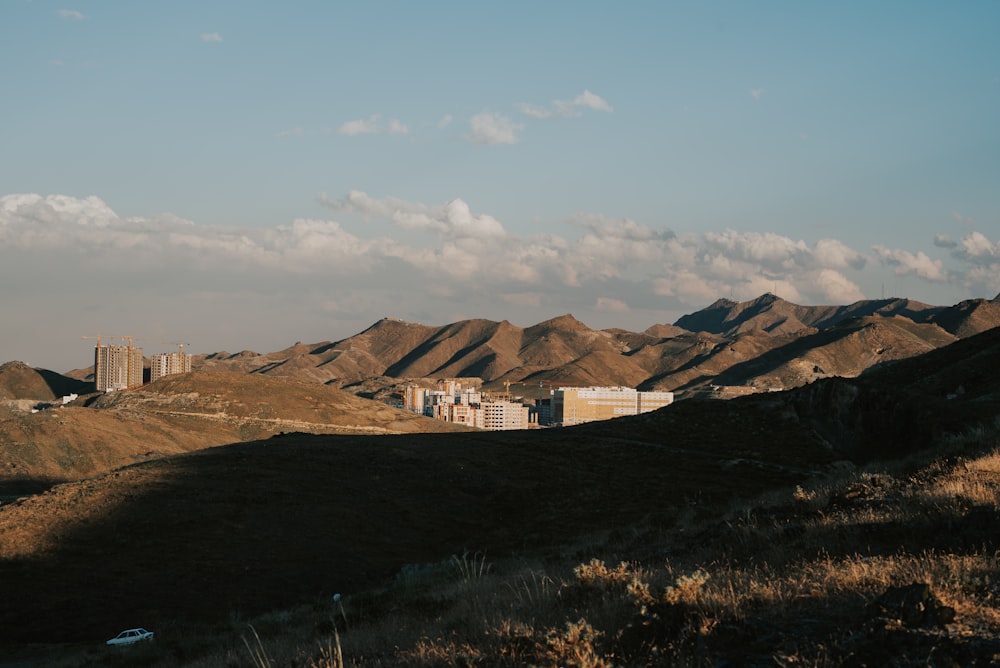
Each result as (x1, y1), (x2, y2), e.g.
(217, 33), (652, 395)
(673, 293), (945, 335)
(43, 294), (1000, 402)
(0, 361), (92, 401)
(186, 294), (1000, 398)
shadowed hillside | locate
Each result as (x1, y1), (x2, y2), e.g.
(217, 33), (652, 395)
(0, 399), (837, 645)
(0, 371), (467, 492)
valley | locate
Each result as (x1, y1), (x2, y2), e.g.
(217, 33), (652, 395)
(1, 294), (999, 665)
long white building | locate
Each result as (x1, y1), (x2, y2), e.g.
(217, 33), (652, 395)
(551, 386), (674, 427)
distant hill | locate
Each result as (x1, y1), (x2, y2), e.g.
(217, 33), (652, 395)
(928, 296), (1000, 338)
(196, 314), (654, 391)
(0, 371), (467, 490)
(186, 294), (998, 398)
(672, 293), (945, 335)
(19, 294), (1000, 409)
(0, 361), (92, 401)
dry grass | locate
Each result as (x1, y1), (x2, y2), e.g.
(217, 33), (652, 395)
(284, 422), (1000, 666)
(16, 421), (1000, 666)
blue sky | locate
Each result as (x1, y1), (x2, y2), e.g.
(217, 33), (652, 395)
(2, 1), (999, 372)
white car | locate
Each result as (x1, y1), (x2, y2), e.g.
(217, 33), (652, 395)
(106, 628), (154, 646)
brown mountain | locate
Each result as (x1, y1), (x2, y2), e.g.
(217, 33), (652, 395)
(929, 296), (1000, 338)
(0, 361), (92, 401)
(689, 315), (957, 391)
(195, 313), (651, 390)
(180, 295), (995, 400)
(672, 293), (946, 336)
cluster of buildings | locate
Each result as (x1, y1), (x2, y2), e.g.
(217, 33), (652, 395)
(92, 339), (192, 391)
(87, 340), (676, 431)
(404, 380), (674, 430)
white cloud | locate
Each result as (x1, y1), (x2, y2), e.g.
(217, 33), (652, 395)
(322, 191), (506, 239)
(502, 224), (870, 308)
(963, 264), (1000, 295)
(750, 88), (764, 100)
(704, 230), (809, 268)
(518, 103), (553, 120)
(267, 219), (381, 273)
(339, 116), (380, 136)
(572, 90), (613, 112)
(276, 128), (304, 138)
(812, 238), (867, 270)
(438, 114), (453, 128)
(201, 32), (223, 43)
(0, 193), (122, 229)
(813, 268), (866, 303)
(338, 116), (408, 136)
(568, 212), (673, 242)
(873, 246), (948, 282)
(595, 297), (630, 313)
(958, 231), (998, 259)
(58, 9), (84, 21)
(467, 112), (522, 144)
(947, 232), (1000, 295)
(520, 89), (613, 119)
(0, 195), (912, 309)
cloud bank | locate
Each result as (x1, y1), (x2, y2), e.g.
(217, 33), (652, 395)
(2, 192), (994, 370)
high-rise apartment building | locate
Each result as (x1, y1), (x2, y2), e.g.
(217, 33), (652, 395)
(483, 400), (531, 431)
(149, 352), (192, 382)
(94, 343), (144, 391)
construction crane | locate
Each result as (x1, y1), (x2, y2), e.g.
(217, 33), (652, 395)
(497, 379), (559, 401)
(143, 339), (191, 356)
(81, 334), (135, 349)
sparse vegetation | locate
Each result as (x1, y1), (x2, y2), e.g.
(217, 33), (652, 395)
(20, 418), (1000, 666)
(4, 322), (1000, 665)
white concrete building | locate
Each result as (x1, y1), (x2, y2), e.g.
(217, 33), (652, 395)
(483, 400), (531, 431)
(94, 343), (143, 391)
(552, 386), (674, 426)
(149, 352), (192, 381)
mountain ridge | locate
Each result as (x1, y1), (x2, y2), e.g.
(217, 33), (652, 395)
(15, 294), (1000, 403)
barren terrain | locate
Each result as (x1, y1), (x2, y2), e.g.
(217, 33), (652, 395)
(1, 297), (999, 665)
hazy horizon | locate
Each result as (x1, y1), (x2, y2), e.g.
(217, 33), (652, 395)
(3, 2), (998, 372)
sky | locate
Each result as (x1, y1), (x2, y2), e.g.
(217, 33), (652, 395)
(2, 1), (999, 372)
